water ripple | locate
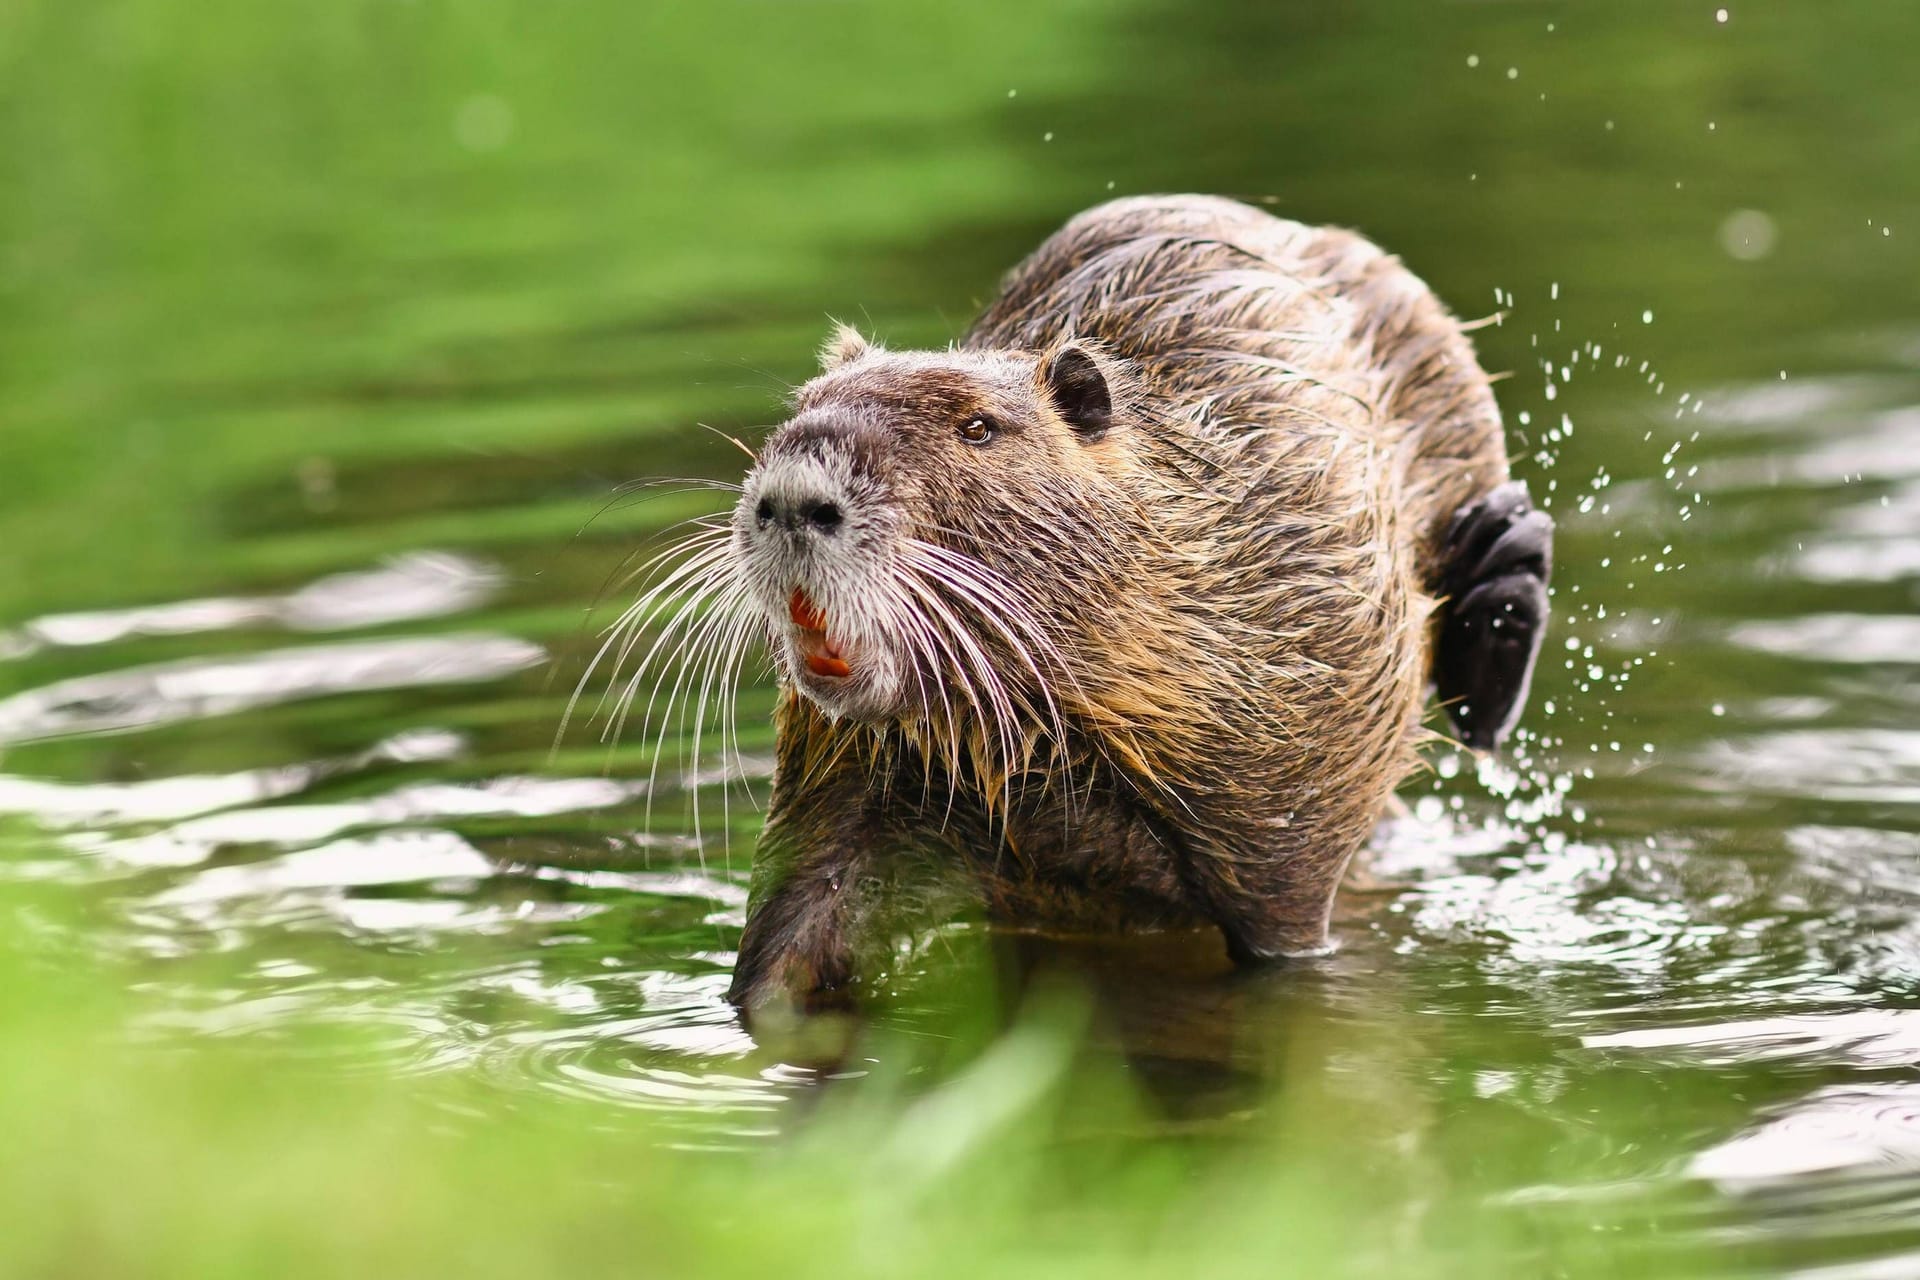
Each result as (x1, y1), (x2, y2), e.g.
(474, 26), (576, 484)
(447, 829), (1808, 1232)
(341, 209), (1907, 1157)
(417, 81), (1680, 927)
(0, 551), (500, 659)
(1696, 732), (1920, 805)
(1731, 615), (1920, 666)
(151, 829), (497, 906)
(1692, 1083), (1920, 1185)
(1584, 1009), (1920, 1069)
(81, 775), (647, 870)
(0, 728), (462, 829)
(479, 970), (773, 1116)
(0, 633), (543, 743)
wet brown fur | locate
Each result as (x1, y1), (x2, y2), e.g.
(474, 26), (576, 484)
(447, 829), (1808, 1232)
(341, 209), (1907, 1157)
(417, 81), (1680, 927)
(728, 196), (1509, 1012)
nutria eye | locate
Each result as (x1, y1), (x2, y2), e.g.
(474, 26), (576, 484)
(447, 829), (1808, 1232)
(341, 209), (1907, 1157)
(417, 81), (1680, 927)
(958, 416), (995, 445)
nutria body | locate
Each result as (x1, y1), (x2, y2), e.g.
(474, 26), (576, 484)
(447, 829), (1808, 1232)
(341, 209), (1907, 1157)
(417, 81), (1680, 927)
(717, 195), (1551, 1013)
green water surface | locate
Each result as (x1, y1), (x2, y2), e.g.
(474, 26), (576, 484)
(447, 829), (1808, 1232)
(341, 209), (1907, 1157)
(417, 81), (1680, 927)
(3, 2), (1919, 1276)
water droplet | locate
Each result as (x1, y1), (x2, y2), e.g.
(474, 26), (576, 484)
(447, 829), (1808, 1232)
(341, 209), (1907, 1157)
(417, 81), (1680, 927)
(1720, 209), (1777, 260)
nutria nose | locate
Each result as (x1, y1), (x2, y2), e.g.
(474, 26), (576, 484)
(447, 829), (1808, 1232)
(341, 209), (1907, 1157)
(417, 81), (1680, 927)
(755, 493), (844, 536)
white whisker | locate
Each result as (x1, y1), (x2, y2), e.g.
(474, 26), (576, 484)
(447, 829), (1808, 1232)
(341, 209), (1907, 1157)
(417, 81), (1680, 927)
(557, 527), (736, 752)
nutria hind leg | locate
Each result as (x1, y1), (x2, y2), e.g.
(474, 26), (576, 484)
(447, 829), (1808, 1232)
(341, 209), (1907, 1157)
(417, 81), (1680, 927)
(1435, 479), (1554, 751)
(1173, 825), (1349, 966)
(1212, 888), (1341, 966)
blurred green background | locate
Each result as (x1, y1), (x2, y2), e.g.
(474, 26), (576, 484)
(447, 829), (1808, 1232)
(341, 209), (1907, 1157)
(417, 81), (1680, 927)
(4, 1), (1920, 1276)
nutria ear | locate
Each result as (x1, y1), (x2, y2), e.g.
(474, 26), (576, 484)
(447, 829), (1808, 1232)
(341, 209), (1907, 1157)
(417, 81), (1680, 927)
(819, 323), (876, 372)
(1043, 344), (1112, 440)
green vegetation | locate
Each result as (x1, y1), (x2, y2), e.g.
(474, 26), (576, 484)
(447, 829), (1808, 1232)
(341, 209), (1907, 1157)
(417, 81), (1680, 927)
(0, 880), (1730, 1280)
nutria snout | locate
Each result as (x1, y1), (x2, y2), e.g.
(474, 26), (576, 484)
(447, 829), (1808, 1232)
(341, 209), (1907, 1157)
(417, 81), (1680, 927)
(735, 407), (915, 721)
(699, 195), (1553, 1014)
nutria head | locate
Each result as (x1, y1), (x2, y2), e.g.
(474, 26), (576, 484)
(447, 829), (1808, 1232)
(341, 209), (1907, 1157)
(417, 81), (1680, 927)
(732, 324), (1133, 729)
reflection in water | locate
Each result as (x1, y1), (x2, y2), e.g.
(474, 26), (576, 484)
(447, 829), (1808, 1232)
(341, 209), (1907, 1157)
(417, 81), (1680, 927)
(0, 728), (463, 829)
(80, 775), (645, 870)
(154, 829), (499, 904)
(483, 969), (768, 1113)
(0, 632), (543, 743)
(1585, 1010), (1920, 1070)
(1731, 616), (1920, 666)
(1692, 1083), (1920, 1185)
(0, 552), (500, 660)
(1698, 732), (1920, 805)
(1704, 409), (1920, 490)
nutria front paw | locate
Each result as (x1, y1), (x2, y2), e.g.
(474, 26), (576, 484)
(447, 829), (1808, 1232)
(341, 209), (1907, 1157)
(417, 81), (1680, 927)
(725, 948), (856, 1021)
(1436, 480), (1553, 751)
(726, 888), (859, 1024)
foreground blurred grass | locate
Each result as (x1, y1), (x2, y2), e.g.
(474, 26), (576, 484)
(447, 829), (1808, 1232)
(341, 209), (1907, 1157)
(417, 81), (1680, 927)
(0, 884), (1255, 1277)
(0, 831), (1722, 1280)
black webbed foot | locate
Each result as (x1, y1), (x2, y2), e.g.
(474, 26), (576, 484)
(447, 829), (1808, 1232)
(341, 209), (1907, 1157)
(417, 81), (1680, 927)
(1435, 480), (1553, 751)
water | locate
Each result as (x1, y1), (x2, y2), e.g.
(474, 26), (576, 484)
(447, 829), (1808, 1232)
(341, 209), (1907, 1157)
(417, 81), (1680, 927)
(3, 1), (1919, 1273)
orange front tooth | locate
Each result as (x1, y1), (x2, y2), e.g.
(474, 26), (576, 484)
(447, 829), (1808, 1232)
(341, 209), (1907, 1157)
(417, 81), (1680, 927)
(805, 653), (851, 679)
(789, 587), (827, 632)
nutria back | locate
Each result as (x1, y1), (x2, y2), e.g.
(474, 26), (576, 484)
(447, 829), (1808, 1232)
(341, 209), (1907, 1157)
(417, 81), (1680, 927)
(968, 194), (1509, 573)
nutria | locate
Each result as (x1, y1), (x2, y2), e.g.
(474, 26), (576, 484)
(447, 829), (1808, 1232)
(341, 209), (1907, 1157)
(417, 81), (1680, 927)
(661, 195), (1552, 1013)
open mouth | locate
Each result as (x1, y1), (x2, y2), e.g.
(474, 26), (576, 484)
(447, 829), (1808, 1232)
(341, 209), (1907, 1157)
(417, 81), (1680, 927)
(788, 587), (851, 680)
